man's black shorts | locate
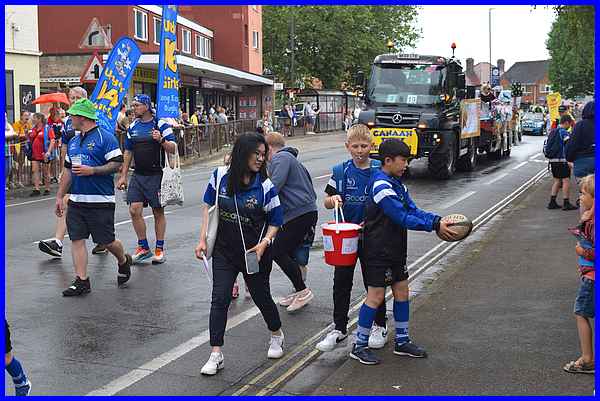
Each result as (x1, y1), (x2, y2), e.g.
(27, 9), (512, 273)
(364, 263), (409, 288)
(66, 203), (115, 245)
(127, 173), (162, 208)
(550, 162), (570, 179)
(5, 319), (12, 354)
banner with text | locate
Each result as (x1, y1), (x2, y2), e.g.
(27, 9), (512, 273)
(156, 5), (180, 118)
(90, 37), (141, 133)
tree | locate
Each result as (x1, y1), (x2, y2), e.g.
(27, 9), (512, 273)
(546, 6), (594, 98)
(263, 6), (421, 89)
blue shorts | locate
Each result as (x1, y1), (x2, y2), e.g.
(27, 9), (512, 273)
(573, 157), (595, 179)
(574, 277), (595, 318)
(127, 173), (163, 208)
(5, 156), (11, 176)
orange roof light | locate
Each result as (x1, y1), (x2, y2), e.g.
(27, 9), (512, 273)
(451, 42), (456, 49)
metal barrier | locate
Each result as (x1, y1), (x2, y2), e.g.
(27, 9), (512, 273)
(5, 139), (62, 190)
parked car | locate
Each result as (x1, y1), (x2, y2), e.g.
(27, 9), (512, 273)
(521, 112), (546, 136)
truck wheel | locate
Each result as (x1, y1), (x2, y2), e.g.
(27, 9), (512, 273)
(489, 138), (503, 160)
(428, 141), (456, 180)
(457, 139), (477, 172)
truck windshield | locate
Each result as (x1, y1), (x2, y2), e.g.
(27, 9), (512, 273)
(367, 63), (446, 106)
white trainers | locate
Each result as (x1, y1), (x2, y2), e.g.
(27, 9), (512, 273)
(368, 324), (388, 349)
(316, 329), (348, 352)
(287, 288), (314, 312)
(200, 352), (224, 375)
(267, 331), (285, 359)
(278, 292), (297, 307)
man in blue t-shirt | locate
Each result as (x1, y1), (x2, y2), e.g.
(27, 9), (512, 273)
(56, 99), (132, 297)
(117, 94), (177, 265)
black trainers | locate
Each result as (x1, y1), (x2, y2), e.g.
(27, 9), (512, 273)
(547, 199), (561, 210)
(92, 244), (108, 255)
(563, 200), (578, 211)
(349, 344), (380, 365)
(62, 277), (91, 297)
(43, 189), (50, 195)
(393, 341), (428, 358)
(29, 189), (41, 197)
(117, 253), (133, 286)
(38, 239), (62, 257)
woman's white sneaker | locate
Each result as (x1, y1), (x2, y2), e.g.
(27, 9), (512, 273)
(267, 331), (285, 359)
(368, 324), (388, 349)
(316, 329), (348, 352)
(200, 352), (224, 375)
(287, 288), (314, 312)
(278, 292), (297, 307)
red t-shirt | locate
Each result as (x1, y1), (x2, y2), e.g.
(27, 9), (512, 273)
(29, 125), (54, 161)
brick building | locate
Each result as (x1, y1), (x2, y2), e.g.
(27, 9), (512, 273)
(500, 60), (551, 106)
(37, 5), (272, 119)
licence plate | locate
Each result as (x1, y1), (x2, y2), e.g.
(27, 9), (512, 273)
(370, 128), (418, 156)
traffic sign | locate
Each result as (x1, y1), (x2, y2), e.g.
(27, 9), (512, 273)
(274, 83), (284, 91)
(79, 17), (112, 49)
(80, 51), (104, 84)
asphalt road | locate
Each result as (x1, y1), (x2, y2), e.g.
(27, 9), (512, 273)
(5, 133), (553, 395)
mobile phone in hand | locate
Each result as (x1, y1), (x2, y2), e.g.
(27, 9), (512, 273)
(245, 250), (260, 275)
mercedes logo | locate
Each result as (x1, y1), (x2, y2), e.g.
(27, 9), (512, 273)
(392, 113), (403, 125)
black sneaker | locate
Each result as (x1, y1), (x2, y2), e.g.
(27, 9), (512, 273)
(394, 341), (428, 358)
(62, 277), (91, 297)
(29, 189), (41, 197)
(43, 189), (50, 195)
(547, 199), (561, 210)
(117, 253), (133, 286)
(92, 244), (108, 255)
(38, 239), (62, 257)
(349, 344), (380, 365)
(563, 201), (578, 211)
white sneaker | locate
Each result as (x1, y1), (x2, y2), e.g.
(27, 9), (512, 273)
(368, 324), (388, 349)
(287, 288), (314, 312)
(200, 352), (224, 375)
(278, 292), (297, 307)
(268, 331), (285, 359)
(316, 329), (348, 352)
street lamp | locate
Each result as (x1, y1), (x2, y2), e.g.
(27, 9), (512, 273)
(387, 39), (394, 52)
(488, 8), (494, 85)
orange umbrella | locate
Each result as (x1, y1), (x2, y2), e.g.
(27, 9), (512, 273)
(31, 92), (70, 105)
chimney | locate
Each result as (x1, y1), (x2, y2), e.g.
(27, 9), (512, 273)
(497, 59), (505, 75)
(466, 58), (474, 74)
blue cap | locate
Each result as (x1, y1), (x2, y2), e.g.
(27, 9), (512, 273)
(134, 94), (154, 112)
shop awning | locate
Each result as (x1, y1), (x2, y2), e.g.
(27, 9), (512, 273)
(103, 53), (273, 87)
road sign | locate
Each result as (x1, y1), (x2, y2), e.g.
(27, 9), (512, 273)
(79, 17), (112, 49)
(80, 51), (104, 84)
(491, 67), (500, 87)
(274, 83), (284, 91)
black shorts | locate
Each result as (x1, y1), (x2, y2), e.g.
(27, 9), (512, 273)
(127, 173), (162, 208)
(364, 262), (409, 288)
(550, 162), (570, 179)
(66, 203), (115, 245)
(5, 320), (12, 354)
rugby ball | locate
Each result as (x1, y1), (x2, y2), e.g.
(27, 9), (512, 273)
(437, 214), (473, 242)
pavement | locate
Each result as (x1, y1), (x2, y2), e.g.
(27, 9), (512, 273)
(6, 133), (586, 395)
(309, 174), (593, 396)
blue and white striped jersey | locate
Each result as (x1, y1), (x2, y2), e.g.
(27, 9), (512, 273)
(125, 117), (175, 175)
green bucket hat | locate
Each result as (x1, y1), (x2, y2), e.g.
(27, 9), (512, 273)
(67, 98), (98, 120)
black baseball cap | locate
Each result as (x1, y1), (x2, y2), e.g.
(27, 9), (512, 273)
(371, 138), (411, 161)
(558, 105), (567, 112)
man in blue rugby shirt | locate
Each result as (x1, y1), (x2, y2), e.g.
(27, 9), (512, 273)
(350, 139), (457, 365)
(117, 94), (177, 265)
(56, 99), (133, 297)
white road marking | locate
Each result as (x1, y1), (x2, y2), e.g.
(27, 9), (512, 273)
(86, 298), (281, 396)
(314, 174), (330, 180)
(512, 161), (528, 170)
(529, 152), (542, 161)
(5, 196), (55, 208)
(485, 173), (509, 186)
(440, 191), (476, 209)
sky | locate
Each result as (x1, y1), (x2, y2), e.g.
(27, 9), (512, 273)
(409, 5), (557, 72)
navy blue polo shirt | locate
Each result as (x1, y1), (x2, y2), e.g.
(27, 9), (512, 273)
(65, 125), (123, 207)
(125, 117), (175, 175)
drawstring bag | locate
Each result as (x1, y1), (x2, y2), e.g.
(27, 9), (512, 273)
(204, 166), (227, 260)
(159, 151), (184, 207)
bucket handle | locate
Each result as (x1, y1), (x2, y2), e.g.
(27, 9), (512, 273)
(334, 200), (346, 234)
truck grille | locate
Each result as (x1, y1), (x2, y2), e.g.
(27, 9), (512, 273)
(375, 111), (420, 128)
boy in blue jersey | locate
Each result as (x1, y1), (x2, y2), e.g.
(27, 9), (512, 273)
(56, 99), (132, 297)
(316, 124), (388, 352)
(117, 94), (178, 265)
(350, 138), (456, 365)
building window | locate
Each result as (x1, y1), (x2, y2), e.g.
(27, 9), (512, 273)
(182, 28), (191, 54)
(195, 35), (201, 57)
(252, 31), (259, 49)
(5, 70), (15, 124)
(196, 35), (212, 60)
(153, 17), (161, 45)
(134, 8), (148, 41)
(244, 24), (249, 46)
(544, 84), (551, 93)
